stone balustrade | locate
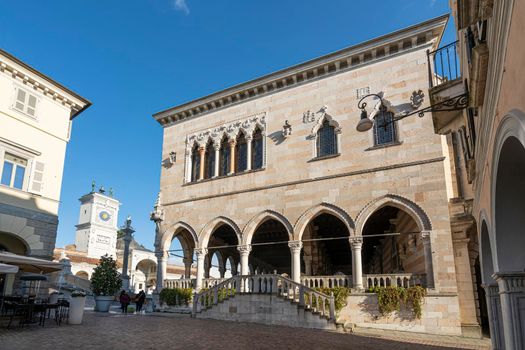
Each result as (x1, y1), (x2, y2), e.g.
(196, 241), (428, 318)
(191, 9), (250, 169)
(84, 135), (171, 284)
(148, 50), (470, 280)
(301, 275), (352, 289)
(193, 274), (335, 321)
(164, 278), (195, 289)
(364, 273), (426, 289)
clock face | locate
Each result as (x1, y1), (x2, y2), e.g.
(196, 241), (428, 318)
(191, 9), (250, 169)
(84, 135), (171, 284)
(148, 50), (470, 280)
(99, 211), (111, 222)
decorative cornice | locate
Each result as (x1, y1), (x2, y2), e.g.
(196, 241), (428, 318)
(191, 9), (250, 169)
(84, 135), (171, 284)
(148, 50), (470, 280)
(153, 15), (448, 127)
(0, 49), (91, 119)
(186, 112), (266, 149)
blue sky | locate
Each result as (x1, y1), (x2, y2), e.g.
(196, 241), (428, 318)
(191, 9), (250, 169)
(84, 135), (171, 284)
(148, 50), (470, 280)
(0, 1), (455, 252)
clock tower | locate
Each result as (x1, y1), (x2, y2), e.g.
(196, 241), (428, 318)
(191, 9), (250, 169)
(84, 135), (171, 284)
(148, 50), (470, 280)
(74, 187), (121, 259)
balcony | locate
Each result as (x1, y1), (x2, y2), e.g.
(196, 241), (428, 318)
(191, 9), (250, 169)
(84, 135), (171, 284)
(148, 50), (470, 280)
(427, 41), (469, 134)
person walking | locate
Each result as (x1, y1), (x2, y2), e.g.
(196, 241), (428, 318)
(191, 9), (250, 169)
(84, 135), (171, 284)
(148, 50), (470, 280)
(135, 290), (146, 314)
(119, 290), (131, 314)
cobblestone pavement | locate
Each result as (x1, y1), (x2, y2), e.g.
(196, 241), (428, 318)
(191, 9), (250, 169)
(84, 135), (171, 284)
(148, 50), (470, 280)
(0, 311), (489, 350)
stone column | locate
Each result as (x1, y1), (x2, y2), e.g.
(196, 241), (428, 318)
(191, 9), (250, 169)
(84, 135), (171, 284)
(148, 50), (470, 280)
(195, 248), (207, 291)
(494, 272), (525, 350)
(198, 146), (206, 180)
(229, 139), (236, 174)
(350, 237), (363, 290)
(452, 229), (480, 336)
(421, 231), (435, 288)
(289, 241), (303, 284)
(237, 245), (251, 276)
(183, 257), (193, 279)
(213, 143), (220, 177)
(246, 136), (253, 171)
(303, 255), (312, 276)
(155, 251), (167, 293)
(184, 148), (192, 183)
(482, 283), (504, 350)
(120, 217), (135, 292)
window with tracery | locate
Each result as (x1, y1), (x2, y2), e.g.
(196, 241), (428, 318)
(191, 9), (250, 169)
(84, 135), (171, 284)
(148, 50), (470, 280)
(316, 119), (338, 157)
(219, 137), (230, 176)
(204, 141), (215, 179)
(191, 144), (200, 182)
(236, 133), (247, 172)
(373, 111), (396, 146)
(252, 128), (263, 169)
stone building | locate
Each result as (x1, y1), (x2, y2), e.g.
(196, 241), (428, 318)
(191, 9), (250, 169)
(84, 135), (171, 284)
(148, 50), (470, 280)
(428, 1), (525, 349)
(0, 49), (90, 295)
(149, 15), (484, 335)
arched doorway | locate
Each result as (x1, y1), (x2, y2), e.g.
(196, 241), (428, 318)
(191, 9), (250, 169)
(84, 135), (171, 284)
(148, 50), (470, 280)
(0, 232), (29, 255)
(75, 271), (89, 280)
(302, 213), (352, 287)
(251, 219), (291, 276)
(361, 206), (426, 288)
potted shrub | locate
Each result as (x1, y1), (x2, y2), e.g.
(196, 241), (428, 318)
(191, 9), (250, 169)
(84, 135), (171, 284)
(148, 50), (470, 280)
(69, 290), (87, 324)
(90, 255), (122, 312)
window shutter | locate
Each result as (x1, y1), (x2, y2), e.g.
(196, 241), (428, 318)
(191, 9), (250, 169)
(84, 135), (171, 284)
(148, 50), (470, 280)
(27, 95), (37, 116)
(15, 89), (26, 111)
(29, 161), (45, 194)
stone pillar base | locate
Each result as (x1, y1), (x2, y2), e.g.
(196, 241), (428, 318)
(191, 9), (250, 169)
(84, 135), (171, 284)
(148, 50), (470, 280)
(460, 323), (482, 338)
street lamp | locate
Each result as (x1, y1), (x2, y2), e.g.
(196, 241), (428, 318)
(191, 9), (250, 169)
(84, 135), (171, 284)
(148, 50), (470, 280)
(355, 93), (386, 132)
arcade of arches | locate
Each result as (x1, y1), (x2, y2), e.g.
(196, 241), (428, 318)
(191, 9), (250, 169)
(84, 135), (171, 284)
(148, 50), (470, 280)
(155, 201), (435, 293)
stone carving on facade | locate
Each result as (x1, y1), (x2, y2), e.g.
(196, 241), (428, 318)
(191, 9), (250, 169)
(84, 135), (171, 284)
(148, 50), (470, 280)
(186, 112), (266, 152)
(303, 105), (329, 124)
(410, 89), (425, 108)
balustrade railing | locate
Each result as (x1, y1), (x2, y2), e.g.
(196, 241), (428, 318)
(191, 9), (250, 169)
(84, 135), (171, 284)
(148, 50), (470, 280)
(164, 278), (195, 289)
(192, 274), (335, 321)
(427, 41), (460, 88)
(364, 273), (426, 289)
(301, 275), (352, 289)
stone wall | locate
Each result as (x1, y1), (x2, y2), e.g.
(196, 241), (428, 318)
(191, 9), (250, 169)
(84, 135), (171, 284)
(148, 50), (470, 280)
(339, 292), (461, 335)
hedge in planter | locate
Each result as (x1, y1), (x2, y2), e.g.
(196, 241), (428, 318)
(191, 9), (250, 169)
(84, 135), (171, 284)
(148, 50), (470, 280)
(368, 286), (427, 319)
(159, 288), (193, 306)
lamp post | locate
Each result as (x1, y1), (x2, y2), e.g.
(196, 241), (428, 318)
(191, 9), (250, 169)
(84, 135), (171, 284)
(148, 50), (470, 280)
(355, 93), (386, 132)
(120, 216), (134, 292)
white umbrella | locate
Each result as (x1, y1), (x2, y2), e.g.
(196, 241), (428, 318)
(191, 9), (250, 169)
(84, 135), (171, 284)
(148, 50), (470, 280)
(0, 251), (62, 273)
(0, 262), (19, 274)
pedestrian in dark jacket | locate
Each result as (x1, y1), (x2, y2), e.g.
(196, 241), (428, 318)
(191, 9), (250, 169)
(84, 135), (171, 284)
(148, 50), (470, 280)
(135, 290), (146, 313)
(119, 290), (131, 313)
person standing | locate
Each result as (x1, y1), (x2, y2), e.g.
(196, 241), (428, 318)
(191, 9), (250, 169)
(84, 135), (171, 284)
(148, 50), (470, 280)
(135, 290), (146, 313)
(119, 290), (131, 314)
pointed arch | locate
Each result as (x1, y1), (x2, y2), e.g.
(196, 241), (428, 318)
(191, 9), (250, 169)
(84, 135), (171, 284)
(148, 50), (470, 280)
(199, 216), (242, 249)
(355, 194), (432, 235)
(159, 221), (198, 253)
(294, 202), (355, 241)
(310, 112), (340, 136)
(242, 210), (293, 245)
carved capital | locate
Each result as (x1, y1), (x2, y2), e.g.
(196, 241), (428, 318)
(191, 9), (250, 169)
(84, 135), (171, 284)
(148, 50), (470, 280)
(349, 236), (363, 249)
(194, 248), (208, 257)
(288, 240), (303, 252)
(155, 251), (167, 260)
(420, 230), (432, 244)
(228, 139), (237, 147)
(237, 244), (252, 255)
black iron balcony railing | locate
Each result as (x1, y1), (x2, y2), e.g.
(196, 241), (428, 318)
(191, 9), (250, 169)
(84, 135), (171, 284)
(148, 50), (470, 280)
(427, 41), (460, 88)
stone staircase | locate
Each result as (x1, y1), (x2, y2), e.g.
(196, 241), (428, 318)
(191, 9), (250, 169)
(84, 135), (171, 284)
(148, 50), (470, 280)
(192, 274), (340, 331)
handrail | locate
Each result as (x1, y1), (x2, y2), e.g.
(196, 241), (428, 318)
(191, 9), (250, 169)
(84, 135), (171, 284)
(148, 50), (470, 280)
(192, 274), (335, 321)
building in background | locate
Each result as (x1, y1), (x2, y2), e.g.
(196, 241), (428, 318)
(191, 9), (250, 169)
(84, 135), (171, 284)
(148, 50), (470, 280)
(429, 1), (525, 349)
(55, 187), (193, 294)
(0, 49), (91, 261)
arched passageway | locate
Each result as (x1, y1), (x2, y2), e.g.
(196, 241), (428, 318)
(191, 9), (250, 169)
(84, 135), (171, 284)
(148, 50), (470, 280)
(251, 219), (291, 275)
(302, 213), (352, 287)
(206, 224), (239, 280)
(361, 206), (426, 288)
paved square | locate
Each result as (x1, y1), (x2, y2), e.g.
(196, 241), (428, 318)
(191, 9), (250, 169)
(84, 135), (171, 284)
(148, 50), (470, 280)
(0, 312), (488, 350)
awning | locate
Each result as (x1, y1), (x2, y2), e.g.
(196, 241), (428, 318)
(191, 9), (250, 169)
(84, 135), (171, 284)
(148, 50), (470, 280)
(0, 262), (19, 274)
(0, 251), (62, 273)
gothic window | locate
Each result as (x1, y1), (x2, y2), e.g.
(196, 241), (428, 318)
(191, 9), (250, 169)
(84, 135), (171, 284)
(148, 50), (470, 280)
(204, 141), (215, 179)
(316, 119), (338, 157)
(252, 128), (263, 169)
(235, 133), (247, 172)
(190, 144), (200, 182)
(373, 111), (396, 146)
(219, 137), (230, 176)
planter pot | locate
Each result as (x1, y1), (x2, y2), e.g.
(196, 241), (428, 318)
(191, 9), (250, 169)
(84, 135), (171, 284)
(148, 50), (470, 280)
(49, 292), (64, 304)
(69, 296), (86, 324)
(94, 295), (115, 312)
